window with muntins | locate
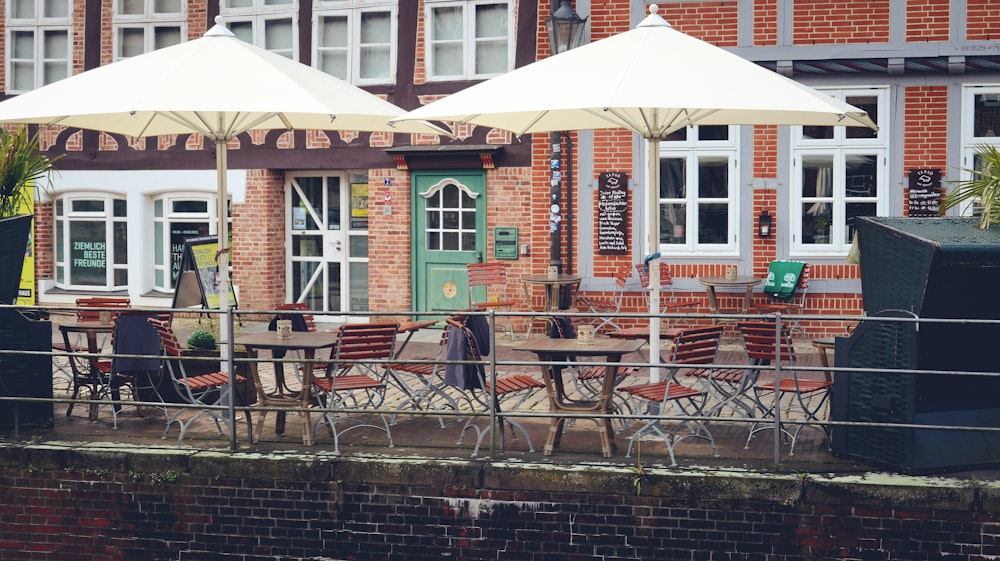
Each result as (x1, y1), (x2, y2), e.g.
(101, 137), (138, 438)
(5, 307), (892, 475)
(5, 0), (71, 92)
(54, 195), (129, 290)
(958, 85), (1000, 216)
(791, 88), (887, 256)
(657, 125), (739, 256)
(222, 0), (297, 59)
(314, 1), (396, 84)
(425, 0), (511, 81)
(112, 0), (185, 60)
(152, 195), (215, 291)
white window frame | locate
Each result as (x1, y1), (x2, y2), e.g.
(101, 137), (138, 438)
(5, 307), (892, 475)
(313, 2), (397, 85)
(54, 193), (129, 291)
(958, 85), (1000, 216)
(424, 0), (513, 82)
(222, 0), (298, 59)
(656, 126), (740, 256)
(152, 193), (217, 291)
(111, 0), (186, 61)
(5, 0), (72, 93)
(790, 87), (889, 256)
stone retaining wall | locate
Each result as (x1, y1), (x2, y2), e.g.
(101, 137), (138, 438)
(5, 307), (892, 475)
(1, 444), (998, 560)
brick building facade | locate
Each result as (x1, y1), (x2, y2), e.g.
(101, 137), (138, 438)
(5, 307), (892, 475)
(5, 1), (1000, 336)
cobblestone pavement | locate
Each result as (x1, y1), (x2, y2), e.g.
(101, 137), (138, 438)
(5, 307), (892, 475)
(32, 314), (871, 473)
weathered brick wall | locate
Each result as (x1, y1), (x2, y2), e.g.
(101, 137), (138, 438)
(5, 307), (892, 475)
(0, 447), (997, 561)
(793, 0), (891, 44)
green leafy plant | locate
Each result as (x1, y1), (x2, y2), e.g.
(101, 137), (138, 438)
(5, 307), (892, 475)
(0, 125), (61, 218)
(185, 329), (217, 351)
(943, 143), (1000, 229)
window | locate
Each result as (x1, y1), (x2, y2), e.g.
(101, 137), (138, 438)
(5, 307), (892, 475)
(657, 125), (739, 255)
(112, 0), (185, 60)
(791, 88), (888, 255)
(425, 0), (511, 81)
(222, 0), (297, 59)
(959, 86), (1000, 215)
(54, 195), (129, 290)
(152, 195), (215, 291)
(314, 2), (396, 84)
(5, 0), (71, 92)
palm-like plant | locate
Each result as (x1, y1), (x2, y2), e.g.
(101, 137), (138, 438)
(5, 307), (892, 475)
(0, 125), (60, 218)
(943, 143), (1000, 229)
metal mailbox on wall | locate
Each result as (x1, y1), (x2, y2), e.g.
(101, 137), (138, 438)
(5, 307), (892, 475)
(494, 227), (518, 259)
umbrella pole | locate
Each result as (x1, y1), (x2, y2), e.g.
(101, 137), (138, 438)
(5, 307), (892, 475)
(216, 137), (237, 447)
(648, 139), (661, 382)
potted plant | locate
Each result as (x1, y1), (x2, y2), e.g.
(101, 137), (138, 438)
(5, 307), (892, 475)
(185, 329), (218, 351)
(0, 125), (60, 304)
(942, 143), (1000, 229)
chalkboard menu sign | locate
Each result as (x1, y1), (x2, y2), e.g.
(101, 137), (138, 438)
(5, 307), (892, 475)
(170, 236), (238, 311)
(597, 172), (629, 255)
(908, 168), (942, 217)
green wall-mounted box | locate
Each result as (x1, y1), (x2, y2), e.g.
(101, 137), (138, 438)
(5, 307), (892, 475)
(494, 227), (518, 260)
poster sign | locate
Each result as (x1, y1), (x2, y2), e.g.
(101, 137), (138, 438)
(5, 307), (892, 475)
(15, 185), (34, 305)
(597, 172), (629, 255)
(170, 236), (238, 311)
(350, 183), (369, 229)
(908, 168), (942, 217)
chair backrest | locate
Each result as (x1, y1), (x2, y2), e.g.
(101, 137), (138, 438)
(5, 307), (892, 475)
(613, 263), (632, 289)
(668, 325), (726, 366)
(763, 261), (810, 302)
(467, 261), (508, 288)
(331, 323), (399, 372)
(76, 297), (131, 322)
(113, 311), (168, 373)
(635, 262), (678, 290)
(275, 302), (317, 332)
(737, 321), (797, 363)
(147, 317), (183, 357)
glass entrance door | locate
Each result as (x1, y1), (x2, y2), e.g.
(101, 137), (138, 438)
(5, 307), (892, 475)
(286, 173), (369, 320)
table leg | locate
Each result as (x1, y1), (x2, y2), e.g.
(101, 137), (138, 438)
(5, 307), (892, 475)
(271, 359), (287, 435)
(742, 285), (754, 313)
(706, 287), (720, 314)
(300, 350), (315, 446)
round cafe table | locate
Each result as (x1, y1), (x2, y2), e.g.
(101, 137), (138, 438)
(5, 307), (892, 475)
(698, 275), (762, 315)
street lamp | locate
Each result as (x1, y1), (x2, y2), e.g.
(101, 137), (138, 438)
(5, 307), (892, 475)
(546, 1), (588, 55)
(546, 1), (587, 308)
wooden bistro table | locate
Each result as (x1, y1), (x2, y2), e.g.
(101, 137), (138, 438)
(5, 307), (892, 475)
(515, 337), (644, 458)
(235, 330), (338, 446)
(698, 275), (762, 315)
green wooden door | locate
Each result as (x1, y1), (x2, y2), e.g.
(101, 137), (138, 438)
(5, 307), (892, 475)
(412, 171), (486, 314)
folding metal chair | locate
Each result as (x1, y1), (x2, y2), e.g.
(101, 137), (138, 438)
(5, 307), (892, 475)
(147, 318), (251, 446)
(574, 263), (632, 334)
(738, 320), (833, 455)
(311, 323), (398, 454)
(467, 261), (517, 338)
(636, 262), (696, 328)
(617, 325), (725, 466)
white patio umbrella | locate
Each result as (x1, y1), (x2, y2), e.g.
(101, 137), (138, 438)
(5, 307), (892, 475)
(392, 4), (876, 377)
(0, 17), (444, 389)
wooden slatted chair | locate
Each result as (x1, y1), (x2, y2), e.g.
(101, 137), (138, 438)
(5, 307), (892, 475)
(311, 323), (399, 453)
(57, 297), (133, 396)
(147, 318), (251, 447)
(385, 326), (460, 429)
(738, 320), (833, 455)
(574, 263), (632, 334)
(754, 262), (812, 338)
(466, 261), (517, 338)
(444, 317), (544, 457)
(636, 262), (697, 328)
(617, 325), (726, 466)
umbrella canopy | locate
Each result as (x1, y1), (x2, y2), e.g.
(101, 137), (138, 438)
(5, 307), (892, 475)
(393, 3), (876, 378)
(0, 16), (445, 407)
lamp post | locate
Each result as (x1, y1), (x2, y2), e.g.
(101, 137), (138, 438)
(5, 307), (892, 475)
(546, 1), (587, 308)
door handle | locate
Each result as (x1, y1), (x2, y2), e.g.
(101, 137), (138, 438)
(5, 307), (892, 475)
(334, 240), (342, 251)
(476, 251), (482, 262)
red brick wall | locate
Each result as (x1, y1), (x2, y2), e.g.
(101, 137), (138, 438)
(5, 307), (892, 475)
(0, 448), (995, 561)
(754, 0), (779, 46)
(966, 0), (1000, 40)
(793, 0), (890, 44)
(906, 0), (950, 42)
(369, 166), (412, 314)
(232, 169), (285, 311)
(902, 85), (948, 216)
(660, 2), (739, 46)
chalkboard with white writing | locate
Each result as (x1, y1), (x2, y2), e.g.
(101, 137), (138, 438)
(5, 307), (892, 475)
(598, 172), (629, 255)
